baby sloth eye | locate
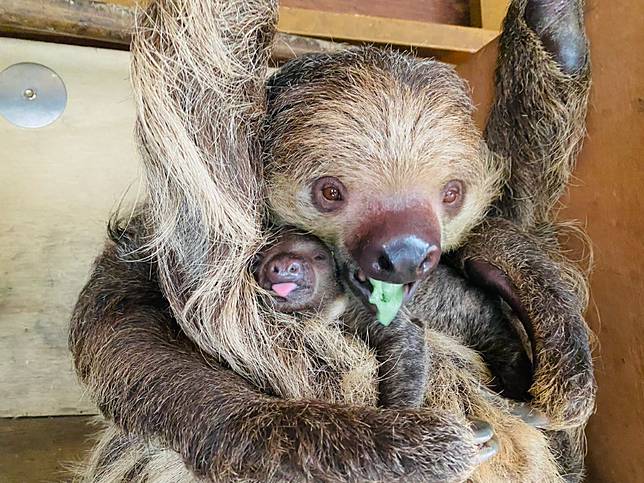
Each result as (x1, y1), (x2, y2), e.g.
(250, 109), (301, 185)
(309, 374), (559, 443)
(441, 180), (465, 210)
(311, 176), (347, 213)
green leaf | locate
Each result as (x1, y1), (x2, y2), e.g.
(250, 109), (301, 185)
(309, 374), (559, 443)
(368, 279), (405, 326)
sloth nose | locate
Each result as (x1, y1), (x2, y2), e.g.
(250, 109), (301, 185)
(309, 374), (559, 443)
(349, 208), (442, 284)
(365, 236), (441, 284)
(266, 255), (306, 284)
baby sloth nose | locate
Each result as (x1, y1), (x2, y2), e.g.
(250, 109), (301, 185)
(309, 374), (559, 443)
(266, 254), (306, 284)
(367, 236), (441, 284)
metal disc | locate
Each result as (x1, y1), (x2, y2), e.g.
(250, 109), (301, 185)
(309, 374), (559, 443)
(0, 63), (67, 129)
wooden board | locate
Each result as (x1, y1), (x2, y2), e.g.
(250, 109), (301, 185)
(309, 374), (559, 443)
(277, 7), (499, 54)
(0, 37), (138, 417)
(281, 0), (471, 26)
(470, 0), (510, 30)
(0, 416), (97, 482)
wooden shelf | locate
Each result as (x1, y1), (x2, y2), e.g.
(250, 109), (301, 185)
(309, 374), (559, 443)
(278, 6), (499, 54)
(0, 0), (502, 59)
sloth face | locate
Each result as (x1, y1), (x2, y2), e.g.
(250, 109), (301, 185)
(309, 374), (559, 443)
(263, 48), (503, 313)
(254, 231), (339, 313)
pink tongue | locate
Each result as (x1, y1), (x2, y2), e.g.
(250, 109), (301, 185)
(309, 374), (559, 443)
(272, 282), (298, 298)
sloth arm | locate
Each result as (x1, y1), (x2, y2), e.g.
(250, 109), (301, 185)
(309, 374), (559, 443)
(469, 0), (595, 428)
(486, 0), (590, 226)
(455, 217), (595, 429)
(70, 233), (487, 483)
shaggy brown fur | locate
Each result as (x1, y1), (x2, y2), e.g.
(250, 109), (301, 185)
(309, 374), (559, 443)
(70, 0), (595, 481)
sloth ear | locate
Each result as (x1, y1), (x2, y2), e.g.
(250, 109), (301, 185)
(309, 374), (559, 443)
(464, 258), (537, 374)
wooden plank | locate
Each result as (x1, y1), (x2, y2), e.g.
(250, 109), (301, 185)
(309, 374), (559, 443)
(278, 6), (499, 54)
(0, 37), (140, 417)
(0, 0), (498, 56)
(63, 0), (473, 26)
(0, 0), (343, 61)
(0, 416), (97, 482)
(280, 0), (471, 26)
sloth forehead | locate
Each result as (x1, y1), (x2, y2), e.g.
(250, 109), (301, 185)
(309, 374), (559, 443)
(264, 48), (482, 183)
(265, 94), (482, 192)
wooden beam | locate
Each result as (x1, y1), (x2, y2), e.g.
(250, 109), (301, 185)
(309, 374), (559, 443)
(281, 0), (471, 26)
(0, 0), (498, 57)
(278, 6), (498, 54)
(0, 0), (343, 61)
(48, 0), (473, 26)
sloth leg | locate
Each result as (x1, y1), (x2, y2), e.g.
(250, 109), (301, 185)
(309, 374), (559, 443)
(351, 312), (430, 409)
(411, 264), (534, 400)
(545, 426), (587, 483)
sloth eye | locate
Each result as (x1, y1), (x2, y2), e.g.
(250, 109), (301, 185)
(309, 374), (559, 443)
(311, 176), (347, 213)
(441, 180), (464, 209)
(322, 185), (341, 201)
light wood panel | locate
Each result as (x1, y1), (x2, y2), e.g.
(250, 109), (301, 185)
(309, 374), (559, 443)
(0, 37), (139, 417)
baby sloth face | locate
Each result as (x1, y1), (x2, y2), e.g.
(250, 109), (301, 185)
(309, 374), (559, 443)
(255, 231), (341, 313)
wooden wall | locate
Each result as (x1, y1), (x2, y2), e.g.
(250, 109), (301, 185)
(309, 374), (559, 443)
(562, 0), (644, 480)
(0, 37), (138, 417)
(458, 0), (644, 481)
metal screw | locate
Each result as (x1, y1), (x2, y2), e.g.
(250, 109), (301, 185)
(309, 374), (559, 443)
(23, 88), (37, 101)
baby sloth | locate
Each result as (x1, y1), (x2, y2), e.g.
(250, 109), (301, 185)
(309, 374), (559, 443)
(254, 229), (429, 408)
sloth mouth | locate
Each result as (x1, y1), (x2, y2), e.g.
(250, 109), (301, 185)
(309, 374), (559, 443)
(270, 283), (312, 301)
(344, 266), (418, 313)
(269, 283), (315, 313)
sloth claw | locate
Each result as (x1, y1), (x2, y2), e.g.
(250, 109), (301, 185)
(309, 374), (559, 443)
(525, 0), (587, 73)
(470, 419), (499, 464)
(509, 401), (551, 428)
(475, 437), (500, 465)
(470, 419), (494, 444)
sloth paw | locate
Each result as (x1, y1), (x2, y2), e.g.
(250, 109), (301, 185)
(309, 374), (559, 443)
(525, 0), (588, 73)
(471, 419), (500, 464)
(531, 367), (596, 429)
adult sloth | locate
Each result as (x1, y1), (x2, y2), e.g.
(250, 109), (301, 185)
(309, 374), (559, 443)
(71, 0), (595, 481)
